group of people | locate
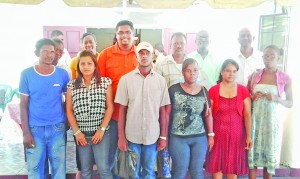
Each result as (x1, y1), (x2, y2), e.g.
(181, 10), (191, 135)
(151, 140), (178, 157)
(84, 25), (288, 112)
(19, 19), (293, 179)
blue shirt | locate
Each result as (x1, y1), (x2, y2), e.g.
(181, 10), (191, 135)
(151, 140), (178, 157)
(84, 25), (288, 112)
(19, 66), (70, 126)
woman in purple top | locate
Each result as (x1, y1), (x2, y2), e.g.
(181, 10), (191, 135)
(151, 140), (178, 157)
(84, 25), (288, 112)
(247, 45), (293, 179)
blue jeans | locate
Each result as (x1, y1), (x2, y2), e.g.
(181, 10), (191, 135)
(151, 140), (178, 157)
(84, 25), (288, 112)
(77, 131), (112, 179)
(169, 135), (207, 179)
(128, 141), (157, 179)
(108, 120), (119, 179)
(26, 122), (66, 179)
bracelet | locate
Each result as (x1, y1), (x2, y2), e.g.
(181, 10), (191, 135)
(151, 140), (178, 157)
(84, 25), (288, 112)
(207, 132), (215, 137)
(159, 136), (167, 140)
(73, 129), (81, 136)
(99, 127), (106, 132)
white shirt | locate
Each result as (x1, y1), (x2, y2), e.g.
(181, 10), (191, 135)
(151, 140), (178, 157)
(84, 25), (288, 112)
(234, 49), (264, 86)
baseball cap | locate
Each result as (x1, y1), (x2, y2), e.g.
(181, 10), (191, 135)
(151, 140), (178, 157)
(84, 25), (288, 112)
(136, 42), (153, 53)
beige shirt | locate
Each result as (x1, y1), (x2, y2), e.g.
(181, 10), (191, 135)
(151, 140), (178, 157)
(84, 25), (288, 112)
(115, 67), (170, 145)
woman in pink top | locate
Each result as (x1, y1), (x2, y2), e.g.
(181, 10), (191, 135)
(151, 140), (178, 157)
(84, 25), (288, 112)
(247, 45), (293, 179)
(205, 59), (252, 179)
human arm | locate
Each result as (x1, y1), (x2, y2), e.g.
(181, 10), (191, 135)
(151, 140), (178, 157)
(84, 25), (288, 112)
(20, 94), (34, 148)
(65, 88), (87, 146)
(157, 105), (168, 151)
(69, 58), (77, 80)
(118, 105), (128, 152)
(92, 85), (114, 144)
(266, 81), (293, 108)
(243, 96), (252, 150)
(206, 100), (214, 152)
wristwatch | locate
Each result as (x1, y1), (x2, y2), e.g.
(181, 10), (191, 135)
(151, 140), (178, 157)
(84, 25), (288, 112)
(100, 127), (106, 131)
(207, 132), (215, 137)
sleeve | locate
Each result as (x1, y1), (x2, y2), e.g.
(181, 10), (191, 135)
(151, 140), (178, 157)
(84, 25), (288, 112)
(67, 80), (74, 90)
(114, 76), (128, 106)
(97, 51), (106, 77)
(160, 78), (171, 106)
(19, 70), (29, 96)
(62, 70), (70, 93)
(153, 62), (163, 76)
(241, 85), (250, 100)
(70, 58), (77, 80)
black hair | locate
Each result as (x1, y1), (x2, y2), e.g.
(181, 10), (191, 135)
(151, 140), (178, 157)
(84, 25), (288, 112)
(50, 30), (63, 38)
(35, 38), (55, 52)
(116, 20), (134, 31)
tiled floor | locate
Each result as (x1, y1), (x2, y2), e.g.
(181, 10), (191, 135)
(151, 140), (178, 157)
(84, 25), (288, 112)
(0, 129), (78, 176)
(0, 129), (299, 178)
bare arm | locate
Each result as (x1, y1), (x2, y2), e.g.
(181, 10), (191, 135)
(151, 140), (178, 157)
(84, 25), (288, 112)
(66, 88), (87, 146)
(206, 99), (214, 152)
(157, 105), (168, 151)
(243, 96), (252, 150)
(270, 81), (293, 108)
(118, 105), (128, 152)
(20, 94), (34, 148)
(92, 85), (114, 144)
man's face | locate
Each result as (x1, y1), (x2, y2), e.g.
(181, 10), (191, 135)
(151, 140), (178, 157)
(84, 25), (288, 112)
(136, 49), (153, 67)
(171, 35), (186, 56)
(238, 29), (253, 48)
(39, 45), (55, 65)
(53, 43), (64, 65)
(116, 25), (134, 48)
(196, 31), (209, 50)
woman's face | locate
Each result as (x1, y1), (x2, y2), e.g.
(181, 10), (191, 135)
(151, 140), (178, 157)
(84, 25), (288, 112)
(79, 56), (96, 77)
(221, 64), (237, 83)
(263, 48), (279, 69)
(82, 36), (96, 53)
(183, 62), (199, 84)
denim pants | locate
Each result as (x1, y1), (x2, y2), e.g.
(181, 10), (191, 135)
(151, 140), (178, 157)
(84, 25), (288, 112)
(77, 131), (113, 179)
(108, 120), (119, 179)
(169, 135), (207, 179)
(26, 122), (66, 179)
(128, 141), (157, 179)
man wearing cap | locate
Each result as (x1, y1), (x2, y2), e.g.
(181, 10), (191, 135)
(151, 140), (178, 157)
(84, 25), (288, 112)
(115, 42), (170, 179)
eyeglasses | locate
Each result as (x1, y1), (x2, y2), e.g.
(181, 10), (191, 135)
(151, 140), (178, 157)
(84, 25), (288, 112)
(116, 31), (132, 36)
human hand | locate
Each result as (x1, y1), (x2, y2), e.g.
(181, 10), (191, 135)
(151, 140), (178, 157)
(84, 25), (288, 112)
(75, 132), (87, 146)
(92, 130), (104, 144)
(23, 132), (35, 148)
(118, 136), (128, 152)
(253, 91), (267, 101)
(245, 136), (252, 150)
(157, 138), (167, 151)
(208, 136), (214, 152)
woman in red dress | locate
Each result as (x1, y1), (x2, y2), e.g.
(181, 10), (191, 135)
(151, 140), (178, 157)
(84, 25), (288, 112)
(205, 59), (252, 179)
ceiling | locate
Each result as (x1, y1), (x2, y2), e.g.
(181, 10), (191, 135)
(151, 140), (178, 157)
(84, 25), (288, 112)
(0, 0), (296, 9)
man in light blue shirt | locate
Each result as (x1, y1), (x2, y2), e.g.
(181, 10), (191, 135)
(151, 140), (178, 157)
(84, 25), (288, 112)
(189, 30), (221, 90)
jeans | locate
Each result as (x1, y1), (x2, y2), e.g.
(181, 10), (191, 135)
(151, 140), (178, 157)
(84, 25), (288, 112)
(169, 135), (207, 179)
(77, 131), (112, 179)
(26, 122), (66, 179)
(128, 141), (157, 179)
(108, 120), (119, 179)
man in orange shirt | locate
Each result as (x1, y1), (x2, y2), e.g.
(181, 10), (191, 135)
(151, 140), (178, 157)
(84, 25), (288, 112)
(97, 20), (138, 178)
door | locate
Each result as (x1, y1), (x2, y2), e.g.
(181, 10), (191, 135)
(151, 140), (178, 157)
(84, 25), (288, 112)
(43, 26), (85, 58)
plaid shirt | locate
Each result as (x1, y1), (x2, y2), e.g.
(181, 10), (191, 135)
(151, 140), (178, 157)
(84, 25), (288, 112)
(154, 55), (187, 88)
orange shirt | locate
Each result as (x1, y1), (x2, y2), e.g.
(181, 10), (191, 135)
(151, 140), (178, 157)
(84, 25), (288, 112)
(98, 43), (138, 121)
(70, 52), (99, 80)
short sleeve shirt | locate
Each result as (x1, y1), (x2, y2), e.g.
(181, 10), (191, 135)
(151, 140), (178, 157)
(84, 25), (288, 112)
(169, 83), (210, 137)
(114, 68), (171, 145)
(67, 77), (111, 132)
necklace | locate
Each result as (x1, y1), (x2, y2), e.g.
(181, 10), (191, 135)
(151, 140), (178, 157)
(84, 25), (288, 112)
(183, 83), (196, 95)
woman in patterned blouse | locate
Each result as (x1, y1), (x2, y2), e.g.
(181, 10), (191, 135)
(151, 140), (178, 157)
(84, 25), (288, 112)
(168, 58), (214, 179)
(66, 50), (114, 179)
